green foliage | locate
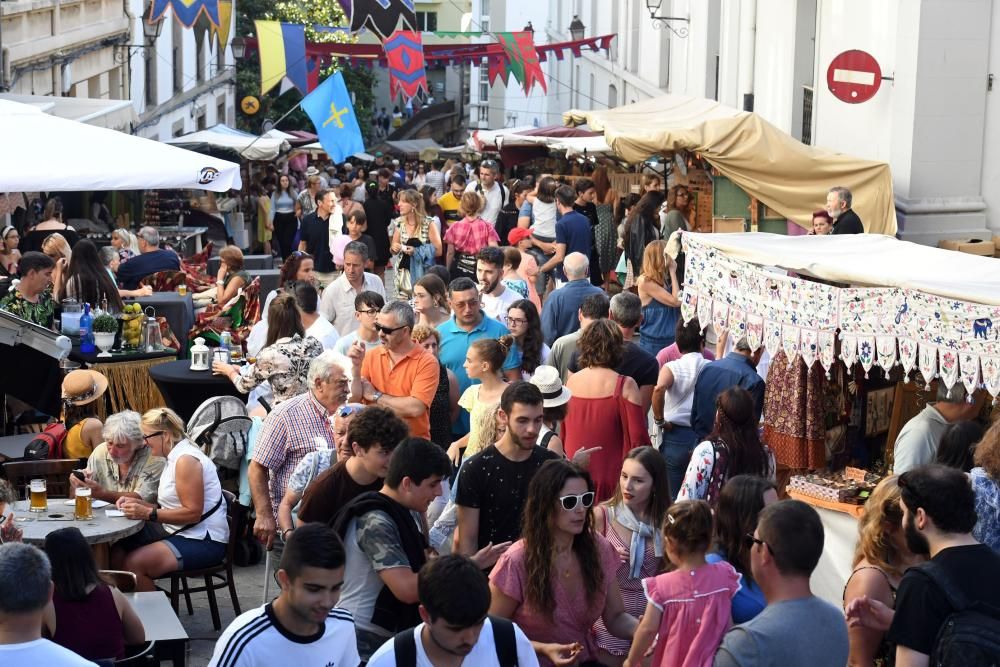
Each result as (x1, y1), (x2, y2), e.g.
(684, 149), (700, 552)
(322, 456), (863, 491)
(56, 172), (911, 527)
(92, 313), (119, 333)
(235, 0), (376, 143)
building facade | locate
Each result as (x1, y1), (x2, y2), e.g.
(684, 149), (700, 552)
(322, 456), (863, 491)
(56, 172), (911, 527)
(546, 0), (1000, 245)
(127, 0), (236, 141)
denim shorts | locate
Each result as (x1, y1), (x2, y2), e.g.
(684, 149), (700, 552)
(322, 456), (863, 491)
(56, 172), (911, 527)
(163, 535), (226, 570)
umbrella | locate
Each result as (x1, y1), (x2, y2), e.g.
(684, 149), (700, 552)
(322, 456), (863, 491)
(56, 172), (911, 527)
(0, 100), (241, 192)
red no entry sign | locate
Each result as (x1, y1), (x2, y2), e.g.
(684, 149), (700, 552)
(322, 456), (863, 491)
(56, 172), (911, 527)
(827, 50), (882, 104)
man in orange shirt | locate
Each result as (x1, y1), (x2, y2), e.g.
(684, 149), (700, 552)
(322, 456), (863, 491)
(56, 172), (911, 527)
(347, 300), (439, 439)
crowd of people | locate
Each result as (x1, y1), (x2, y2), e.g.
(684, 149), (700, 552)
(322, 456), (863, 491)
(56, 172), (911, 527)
(3, 158), (1000, 667)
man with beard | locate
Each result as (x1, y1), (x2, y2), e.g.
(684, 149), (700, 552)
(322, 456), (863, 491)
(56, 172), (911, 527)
(455, 383), (559, 567)
(476, 246), (519, 322)
(297, 189), (338, 287)
(826, 186), (865, 234)
(68, 410), (165, 504)
(716, 500), (849, 667)
(208, 525), (359, 667)
(847, 464), (1000, 666)
(367, 555), (538, 666)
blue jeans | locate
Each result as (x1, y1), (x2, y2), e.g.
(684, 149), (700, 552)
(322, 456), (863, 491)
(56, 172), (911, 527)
(639, 334), (671, 358)
(660, 425), (698, 499)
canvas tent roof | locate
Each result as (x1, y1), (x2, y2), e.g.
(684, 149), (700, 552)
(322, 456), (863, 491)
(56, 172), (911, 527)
(0, 99), (240, 192)
(0, 93), (137, 131)
(166, 125), (288, 161)
(565, 94), (897, 236)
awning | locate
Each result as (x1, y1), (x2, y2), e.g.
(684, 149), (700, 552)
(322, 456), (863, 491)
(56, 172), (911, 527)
(166, 124), (288, 161)
(0, 93), (137, 131)
(565, 94), (897, 235)
(371, 138), (443, 157)
(0, 99), (240, 192)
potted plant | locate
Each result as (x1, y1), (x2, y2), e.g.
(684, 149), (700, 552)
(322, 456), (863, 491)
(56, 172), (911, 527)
(92, 313), (118, 357)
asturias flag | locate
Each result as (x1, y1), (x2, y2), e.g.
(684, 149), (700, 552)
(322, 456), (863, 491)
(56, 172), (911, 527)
(301, 71), (365, 164)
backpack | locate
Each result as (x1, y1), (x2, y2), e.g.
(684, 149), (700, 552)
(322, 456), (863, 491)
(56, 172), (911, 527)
(476, 181), (508, 208)
(391, 616), (518, 666)
(24, 422), (67, 460)
(186, 396), (253, 470)
(920, 559), (1000, 666)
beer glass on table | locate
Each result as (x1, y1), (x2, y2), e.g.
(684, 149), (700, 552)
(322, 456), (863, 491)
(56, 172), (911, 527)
(28, 479), (47, 512)
(74, 487), (93, 520)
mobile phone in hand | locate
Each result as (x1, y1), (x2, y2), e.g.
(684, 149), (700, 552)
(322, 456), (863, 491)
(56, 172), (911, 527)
(72, 470), (86, 481)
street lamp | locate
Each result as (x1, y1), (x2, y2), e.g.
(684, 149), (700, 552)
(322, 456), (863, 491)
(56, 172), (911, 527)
(568, 15), (585, 41)
(644, 0), (690, 37)
(523, 21), (534, 35)
(113, 7), (163, 62)
(231, 36), (246, 59)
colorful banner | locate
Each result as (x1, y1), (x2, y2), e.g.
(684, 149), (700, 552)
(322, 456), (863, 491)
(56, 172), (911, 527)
(210, 0), (233, 51)
(344, 0), (416, 41)
(301, 71), (365, 163)
(496, 31), (546, 94)
(384, 30), (428, 101)
(255, 21), (309, 95)
(150, 0), (221, 28)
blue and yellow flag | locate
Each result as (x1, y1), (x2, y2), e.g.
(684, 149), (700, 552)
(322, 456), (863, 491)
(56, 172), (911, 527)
(301, 72), (365, 164)
(255, 20), (308, 95)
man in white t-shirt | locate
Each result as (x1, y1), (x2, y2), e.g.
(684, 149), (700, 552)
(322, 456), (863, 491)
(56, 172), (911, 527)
(208, 524), (359, 667)
(477, 247), (519, 323)
(368, 554), (537, 667)
(0, 543), (95, 666)
(288, 281), (339, 351)
(465, 159), (506, 226)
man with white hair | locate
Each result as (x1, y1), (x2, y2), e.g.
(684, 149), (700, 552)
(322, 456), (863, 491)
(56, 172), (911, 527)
(249, 352), (351, 551)
(825, 186), (864, 234)
(68, 410), (166, 504)
(0, 543), (95, 665)
(116, 225), (180, 290)
(540, 252), (603, 347)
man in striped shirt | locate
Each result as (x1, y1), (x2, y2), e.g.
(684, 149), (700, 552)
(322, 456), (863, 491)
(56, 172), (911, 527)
(249, 352), (350, 551)
(208, 524), (360, 667)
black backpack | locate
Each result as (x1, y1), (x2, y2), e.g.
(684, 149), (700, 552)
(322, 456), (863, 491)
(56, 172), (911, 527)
(391, 616), (517, 666)
(920, 559), (1000, 665)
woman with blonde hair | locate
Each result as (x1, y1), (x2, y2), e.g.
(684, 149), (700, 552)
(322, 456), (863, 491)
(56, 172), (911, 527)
(115, 407), (228, 590)
(443, 191), (499, 281)
(390, 188), (442, 297)
(636, 239), (680, 357)
(41, 232), (72, 301)
(111, 228), (140, 262)
(843, 476), (924, 666)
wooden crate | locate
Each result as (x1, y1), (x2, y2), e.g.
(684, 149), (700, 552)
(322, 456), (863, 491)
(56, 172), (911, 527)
(938, 238), (995, 256)
(713, 217), (746, 233)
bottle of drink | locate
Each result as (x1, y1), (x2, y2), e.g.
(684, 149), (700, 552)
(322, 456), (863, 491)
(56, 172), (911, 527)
(79, 303), (95, 354)
(219, 331), (232, 363)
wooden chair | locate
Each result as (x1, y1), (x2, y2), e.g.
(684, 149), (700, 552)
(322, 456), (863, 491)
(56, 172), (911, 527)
(2, 459), (78, 498)
(156, 490), (241, 631)
(100, 570), (138, 593)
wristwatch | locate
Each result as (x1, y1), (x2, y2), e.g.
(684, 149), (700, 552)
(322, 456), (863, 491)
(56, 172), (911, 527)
(149, 508), (158, 522)
(372, 390), (384, 404)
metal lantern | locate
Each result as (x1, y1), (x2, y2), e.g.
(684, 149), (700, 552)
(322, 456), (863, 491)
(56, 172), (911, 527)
(141, 306), (163, 352)
(190, 337), (210, 371)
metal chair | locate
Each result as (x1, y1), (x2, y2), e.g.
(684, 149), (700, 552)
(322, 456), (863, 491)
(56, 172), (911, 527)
(2, 459), (79, 498)
(155, 489), (241, 631)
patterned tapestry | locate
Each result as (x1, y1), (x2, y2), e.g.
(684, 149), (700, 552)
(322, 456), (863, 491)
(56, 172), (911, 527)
(681, 234), (1000, 400)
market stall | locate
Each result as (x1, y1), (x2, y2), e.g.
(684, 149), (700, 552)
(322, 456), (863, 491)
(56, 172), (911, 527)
(680, 231), (1000, 602)
(565, 94), (897, 236)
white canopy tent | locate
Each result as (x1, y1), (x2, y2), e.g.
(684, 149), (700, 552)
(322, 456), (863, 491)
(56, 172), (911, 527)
(166, 125), (287, 162)
(0, 100), (241, 192)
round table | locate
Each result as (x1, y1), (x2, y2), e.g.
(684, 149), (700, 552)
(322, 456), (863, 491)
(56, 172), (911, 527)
(148, 359), (246, 422)
(13, 499), (143, 547)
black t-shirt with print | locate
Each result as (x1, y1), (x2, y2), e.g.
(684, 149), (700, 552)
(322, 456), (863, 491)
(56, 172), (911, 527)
(455, 445), (559, 550)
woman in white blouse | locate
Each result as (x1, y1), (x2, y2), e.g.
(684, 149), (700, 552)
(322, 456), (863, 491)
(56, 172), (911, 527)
(116, 408), (229, 591)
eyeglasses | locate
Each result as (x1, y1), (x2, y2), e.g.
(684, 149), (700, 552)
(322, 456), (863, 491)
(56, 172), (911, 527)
(481, 160), (498, 168)
(337, 405), (364, 418)
(559, 492), (595, 511)
(505, 316), (527, 326)
(142, 431), (164, 443)
(374, 323), (408, 335)
(743, 532), (774, 554)
(357, 308), (380, 316)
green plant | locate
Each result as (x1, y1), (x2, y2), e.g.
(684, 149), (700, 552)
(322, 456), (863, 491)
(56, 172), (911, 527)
(93, 313), (119, 334)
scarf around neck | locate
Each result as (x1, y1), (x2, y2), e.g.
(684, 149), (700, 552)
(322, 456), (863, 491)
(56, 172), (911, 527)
(608, 502), (663, 578)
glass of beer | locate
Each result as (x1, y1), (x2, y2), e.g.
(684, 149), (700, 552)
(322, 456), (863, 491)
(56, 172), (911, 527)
(74, 487), (93, 520)
(177, 283), (188, 296)
(28, 479), (47, 512)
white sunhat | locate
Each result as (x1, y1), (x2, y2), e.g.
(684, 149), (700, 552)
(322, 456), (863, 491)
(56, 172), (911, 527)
(530, 365), (572, 408)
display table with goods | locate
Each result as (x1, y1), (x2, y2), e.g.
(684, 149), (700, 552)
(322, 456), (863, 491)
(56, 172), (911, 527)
(125, 292), (195, 356)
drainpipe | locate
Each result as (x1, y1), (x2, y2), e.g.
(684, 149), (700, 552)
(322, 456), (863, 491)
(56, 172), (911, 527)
(737, 0), (756, 111)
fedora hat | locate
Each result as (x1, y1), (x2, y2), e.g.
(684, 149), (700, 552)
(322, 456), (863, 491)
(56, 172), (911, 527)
(530, 365), (571, 408)
(61, 369), (109, 406)
(305, 166), (320, 177)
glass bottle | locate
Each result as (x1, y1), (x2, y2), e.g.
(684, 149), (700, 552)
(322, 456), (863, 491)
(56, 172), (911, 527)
(79, 303), (95, 354)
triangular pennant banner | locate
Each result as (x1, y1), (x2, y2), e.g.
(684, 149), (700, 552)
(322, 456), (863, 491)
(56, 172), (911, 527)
(348, 0), (416, 41)
(210, 0), (233, 51)
(495, 31), (546, 94)
(151, 0), (221, 28)
(384, 30), (428, 101)
(255, 21), (309, 95)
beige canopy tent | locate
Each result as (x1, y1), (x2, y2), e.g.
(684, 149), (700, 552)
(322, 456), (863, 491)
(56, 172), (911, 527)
(564, 94), (897, 236)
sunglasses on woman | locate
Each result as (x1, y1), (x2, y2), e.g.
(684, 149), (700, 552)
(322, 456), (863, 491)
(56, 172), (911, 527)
(559, 492), (595, 511)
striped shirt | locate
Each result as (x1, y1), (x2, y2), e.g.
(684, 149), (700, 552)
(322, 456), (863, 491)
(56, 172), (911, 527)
(208, 603), (359, 667)
(252, 391), (337, 519)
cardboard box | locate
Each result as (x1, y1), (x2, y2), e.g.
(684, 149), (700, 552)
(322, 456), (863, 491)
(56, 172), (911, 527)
(712, 217), (746, 233)
(938, 238), (995, 256)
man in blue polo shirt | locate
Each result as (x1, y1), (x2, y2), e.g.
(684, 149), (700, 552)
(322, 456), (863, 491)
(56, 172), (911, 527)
(438, 277), (521, 439)
(690, 336), (766, 439)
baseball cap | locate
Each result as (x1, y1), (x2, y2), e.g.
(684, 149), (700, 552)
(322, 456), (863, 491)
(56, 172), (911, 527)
(508, 228), (532, 245)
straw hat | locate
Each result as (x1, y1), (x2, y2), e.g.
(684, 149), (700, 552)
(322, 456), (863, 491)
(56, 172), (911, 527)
(61, 369), (108, 406)
(530, 366), (571, 408)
